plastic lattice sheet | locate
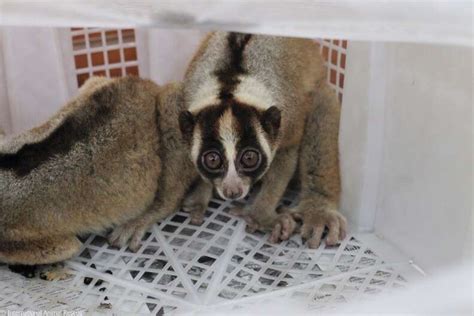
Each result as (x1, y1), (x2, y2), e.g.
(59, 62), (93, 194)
(0, 196), (420, 315)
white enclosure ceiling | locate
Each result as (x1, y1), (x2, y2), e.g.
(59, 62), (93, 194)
(0, 0), (472, 46)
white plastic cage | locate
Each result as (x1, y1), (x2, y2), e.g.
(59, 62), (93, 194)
(0, 1), (472, 315)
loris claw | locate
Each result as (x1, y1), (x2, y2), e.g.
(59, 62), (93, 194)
(229, 206), (261, 233)
(230, 206), (298, 243)
(299, 208), (347, 248)
(268, 213), (298, 243)
(108, 217), (149, 252)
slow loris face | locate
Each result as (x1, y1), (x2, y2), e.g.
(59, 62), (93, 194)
(179, 100), (281, 200)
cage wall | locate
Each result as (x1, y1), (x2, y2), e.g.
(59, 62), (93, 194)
(0, 27), (471, 272)
(0, 25), (471, 314)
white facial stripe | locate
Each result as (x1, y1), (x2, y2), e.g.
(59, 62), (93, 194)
(225, 160), (239, 181)
(218, 109), (238, 164)
(218, 110), (252, 200)
(234, 76), (274, 110)
(254, 122), (274, 164)
(188, 78), (221, 112)
(221, 161), (250, 200)
(218, 109), (274, 171)
(191, 127), (202, 163)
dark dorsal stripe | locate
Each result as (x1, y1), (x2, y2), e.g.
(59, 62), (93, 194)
(214, 33), (252, 101)
(0, 86), (115, 177)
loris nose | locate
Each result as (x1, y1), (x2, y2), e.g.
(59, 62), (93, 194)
(223, 187), (243, 200)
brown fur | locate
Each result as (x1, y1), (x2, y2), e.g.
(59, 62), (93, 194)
(0, 77), (162, 264)
(278, 84), (347, 247)
(0, 77), (215, 264)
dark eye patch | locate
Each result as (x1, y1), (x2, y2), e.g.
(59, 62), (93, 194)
(196, 138), (227, 179)
(235, 138), (268, 181)
(193, 105), (228, 179)
(238, 148), (261, 171)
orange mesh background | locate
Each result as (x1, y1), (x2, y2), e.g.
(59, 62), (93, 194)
(70, 28), (140, 87)
(318, 39), (347, 103)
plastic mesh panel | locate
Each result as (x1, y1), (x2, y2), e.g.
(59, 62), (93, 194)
(0, 196), (418, 314)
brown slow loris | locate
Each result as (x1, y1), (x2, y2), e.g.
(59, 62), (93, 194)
(177, 32), (347, 247)
(0, 77), (209, 271)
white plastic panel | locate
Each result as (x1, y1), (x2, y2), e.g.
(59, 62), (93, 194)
(339, 41), (375, 231)
(0, 31), (11, 134)
(146, 29), (207, 85)
(374, 43), (473, 272)
(0, 1), (472, 46)
(0, 196), (420, 314)
(1, 27), (69, 134)
(340, 41), (473, 272)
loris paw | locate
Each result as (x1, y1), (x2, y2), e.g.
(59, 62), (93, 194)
(230, 206), (298, 243)
(229, 206), (261, 233)
(182, 206), (206, 225)
(268, 213), (298, 244)
(108, 220), (149, 252)
(299, 209), (347, 249)
(39, 263), (72, 281)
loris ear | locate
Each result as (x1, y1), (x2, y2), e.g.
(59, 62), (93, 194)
(179, 111), (195, 139)
(260, 106), (281, 139)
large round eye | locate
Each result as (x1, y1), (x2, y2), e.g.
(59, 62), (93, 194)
(240, 149), (261, 171)
(202, 151), (223, 172)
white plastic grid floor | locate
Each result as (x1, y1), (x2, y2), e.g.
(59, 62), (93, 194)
(0, 196), (423, 315)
